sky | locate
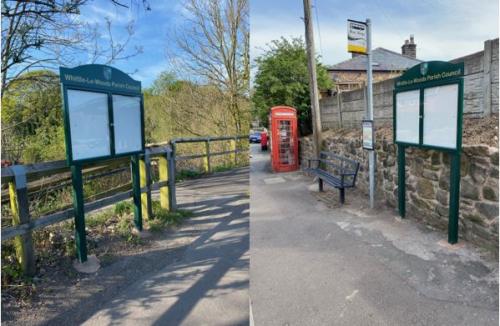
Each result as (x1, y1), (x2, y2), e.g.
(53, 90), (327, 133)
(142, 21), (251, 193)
(250, 0), (499, 67)
(78, 1), (187, 87)
(74, 0), (498, 88)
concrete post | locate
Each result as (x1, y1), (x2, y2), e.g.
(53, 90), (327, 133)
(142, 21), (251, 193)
(483, 39), (492, 117)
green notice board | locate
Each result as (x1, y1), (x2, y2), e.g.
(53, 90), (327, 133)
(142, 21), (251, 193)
(60, 64), (145, 165)
(59, 64), (145, 263)
(393, 61), (464, 244)
(394, 61), (464, 151)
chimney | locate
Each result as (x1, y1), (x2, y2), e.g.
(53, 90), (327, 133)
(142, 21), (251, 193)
(401, 35), (417, 59)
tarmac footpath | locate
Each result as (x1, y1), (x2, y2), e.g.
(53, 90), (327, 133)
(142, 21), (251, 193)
(81, 168), (250, 326)
(250, 144), (498, 326)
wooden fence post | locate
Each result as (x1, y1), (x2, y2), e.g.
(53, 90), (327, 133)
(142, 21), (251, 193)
(139, 152), (153, 219)
(158, 153), (170, 211)
(204, 139), (211, 173)
(337, 87), (343, 129)
(230, 137), (237, 166)
(8, 166), (35, 276)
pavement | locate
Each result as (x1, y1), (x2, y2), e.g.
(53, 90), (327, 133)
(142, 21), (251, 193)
(250, 144), (499, 326)
(82, 167), (249, 325)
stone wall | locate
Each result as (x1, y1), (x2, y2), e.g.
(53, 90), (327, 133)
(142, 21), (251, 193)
(300, 127), (499, 253)
(320, 38), (499, 130)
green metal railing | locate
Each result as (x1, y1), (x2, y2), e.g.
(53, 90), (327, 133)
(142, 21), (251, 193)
(1, 135), (248, 276)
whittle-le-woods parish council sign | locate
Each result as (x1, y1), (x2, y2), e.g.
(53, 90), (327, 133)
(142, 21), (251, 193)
(394, 61), (464, 151)
(59, 64), (145, 165)
(347, 19), (367, 54)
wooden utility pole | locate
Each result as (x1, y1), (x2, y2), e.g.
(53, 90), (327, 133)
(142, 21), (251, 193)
(303, 0), (322, 158)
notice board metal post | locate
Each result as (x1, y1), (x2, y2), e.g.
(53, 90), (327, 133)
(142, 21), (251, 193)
(71, 164), (87, 262)
(397, 144), (406, 218)
(448, 151), (461, 243)
(131, 154), (143, 231)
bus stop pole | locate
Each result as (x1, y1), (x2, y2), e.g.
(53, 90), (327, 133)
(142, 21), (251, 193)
(366, 18), (375, 209)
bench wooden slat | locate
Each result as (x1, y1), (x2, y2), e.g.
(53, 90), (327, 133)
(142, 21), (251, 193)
(320, 151), (358, 167)
(314, 169), (355, 188)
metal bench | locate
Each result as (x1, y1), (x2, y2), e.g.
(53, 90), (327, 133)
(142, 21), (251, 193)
(304, 151), (360, 204)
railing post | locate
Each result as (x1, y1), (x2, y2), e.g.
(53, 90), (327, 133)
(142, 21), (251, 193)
(159, 151), (170, 211)
(230, 137), (237, 166)
(168, 144), (177, 211)
(204, 138), (211, 173)
(139, 151), (153, 220)
(8, 166), (35, 276)
(130, 155), (143, 231)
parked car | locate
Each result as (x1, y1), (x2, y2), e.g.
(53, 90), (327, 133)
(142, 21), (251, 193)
(249, 132), (262, 143)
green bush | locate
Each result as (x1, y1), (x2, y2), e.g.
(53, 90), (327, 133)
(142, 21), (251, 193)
(86, 209), (113, 228)
(176, 169), (203, 181)
(114, 201), (134, 216)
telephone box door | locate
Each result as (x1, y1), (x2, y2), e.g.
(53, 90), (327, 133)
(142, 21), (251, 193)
(270, 106), (298, 172)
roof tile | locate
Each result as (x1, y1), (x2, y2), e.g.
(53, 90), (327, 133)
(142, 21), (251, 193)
(328, 48), (422, 71)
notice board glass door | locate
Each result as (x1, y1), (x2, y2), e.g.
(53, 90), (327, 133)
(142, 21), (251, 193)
(278, 120), (295, 166)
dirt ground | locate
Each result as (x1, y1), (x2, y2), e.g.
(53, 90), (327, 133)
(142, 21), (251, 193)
(462, 114), (499, 147)
(1, 212), (188, 325)
(323, 114), (499, 148)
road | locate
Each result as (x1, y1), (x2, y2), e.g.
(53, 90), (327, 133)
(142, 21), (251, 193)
(250, 144), (498, 326)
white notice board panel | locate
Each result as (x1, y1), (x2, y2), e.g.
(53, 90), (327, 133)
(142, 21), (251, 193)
(67, 90), (110, 161)
(423, 84), (458, 149)
(362, 120), (374, 150)
(396, 90), (420, 144)
(112, 95), (142, 154)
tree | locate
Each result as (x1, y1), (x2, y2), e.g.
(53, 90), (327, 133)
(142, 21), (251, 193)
(149, 71), (187, 96)
(169, 0), (250, 134)
(1, 70), (64, 162)
(252, 37), (333, 135)
(144, 71), (241, 143)
(1, 0), (146, 94)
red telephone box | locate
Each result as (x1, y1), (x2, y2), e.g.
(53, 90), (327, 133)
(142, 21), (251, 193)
(269, 106), (298, 172)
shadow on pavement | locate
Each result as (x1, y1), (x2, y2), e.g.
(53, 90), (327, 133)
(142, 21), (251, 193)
(38, 171), (249, 326)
